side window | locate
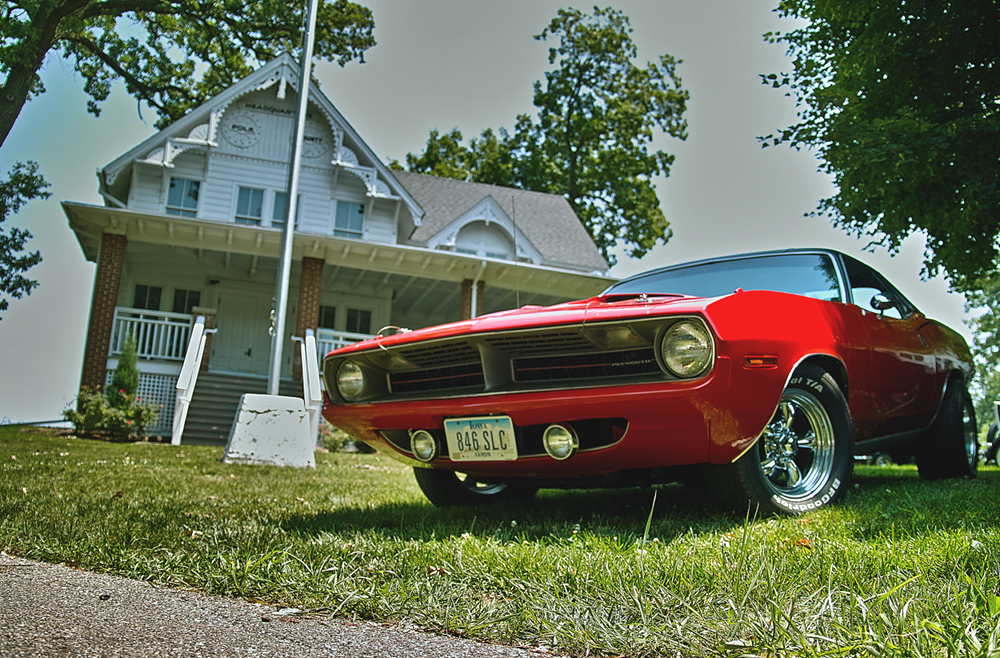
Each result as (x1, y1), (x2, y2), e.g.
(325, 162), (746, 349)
(334, 201), (364, 238)
(235, 187), (264, 225)
(172, 289), (202, 315)
(166, 178), (199, 217)
(843, 256), (912, 320)
(132, 285), (162, 311)
(318, 305), (336, 330)
(346, 308), (371, 334)
(271, 192), (299, 229)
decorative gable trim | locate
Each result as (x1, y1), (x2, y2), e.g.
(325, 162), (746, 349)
(425, 196), (544, 265)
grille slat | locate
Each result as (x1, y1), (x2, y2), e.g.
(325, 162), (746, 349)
(396, 341), (479, 368)
(390, 362), (484, 394)
(514, 348), (659, 382)
(484, 331), (595, 355)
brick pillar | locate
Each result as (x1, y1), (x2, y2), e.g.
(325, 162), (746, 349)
(292, 257), (324, 381)
(80, 233), (127, 392)
(460, 279), (486, 320)
(191, 307), (216, 372)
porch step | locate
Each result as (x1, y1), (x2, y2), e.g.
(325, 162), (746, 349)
(181, 372), (304, 445)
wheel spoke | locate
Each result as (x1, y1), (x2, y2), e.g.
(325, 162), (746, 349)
(780, 401), (796, 430)
(796, 430), (816, 450)
(784, 459), (802, 486)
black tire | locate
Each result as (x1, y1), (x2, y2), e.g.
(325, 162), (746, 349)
(985, 423), (999, 465)
(917, 379), (978, 480)
(412, 468), (538, 507)
(708, 364), (854, 516)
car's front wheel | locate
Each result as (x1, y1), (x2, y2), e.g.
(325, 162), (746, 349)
(709, 364), (854, 516)
(413, 468), (538, 507)
(916, 378), (978, 479)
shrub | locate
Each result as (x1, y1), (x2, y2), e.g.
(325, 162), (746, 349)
(64, 387), (159, 442)
(106, 333), (140, 407)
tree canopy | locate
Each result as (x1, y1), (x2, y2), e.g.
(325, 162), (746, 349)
(964, 277), (1000, 432)
(395, 7), (689, 266)
(0, 0), (375, 313)
(763, 0), (1000, 288)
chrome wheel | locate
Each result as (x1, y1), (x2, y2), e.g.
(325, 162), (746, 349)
(757, 389), (837, 502)
(962, 398), (977, 468)
(708, 363), (854, 516)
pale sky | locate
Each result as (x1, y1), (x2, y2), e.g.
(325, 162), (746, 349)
(0, 0), (971, 422)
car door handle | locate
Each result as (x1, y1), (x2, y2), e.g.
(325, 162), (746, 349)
(245, 348), (252, 357)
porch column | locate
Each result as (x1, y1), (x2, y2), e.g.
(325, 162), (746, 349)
(460, 279), (485, 320)
(80, 232), (127, 392)
(292, 256), (324, 381)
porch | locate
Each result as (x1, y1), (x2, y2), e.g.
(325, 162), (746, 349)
(107, 306), (368, 438)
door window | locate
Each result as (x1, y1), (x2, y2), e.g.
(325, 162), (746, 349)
(843, 256), (915, 319)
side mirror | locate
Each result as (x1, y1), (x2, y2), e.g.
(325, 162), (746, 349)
(870, 294), (896, 314)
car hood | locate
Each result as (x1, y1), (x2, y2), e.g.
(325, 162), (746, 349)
(332, 293), (717, 355)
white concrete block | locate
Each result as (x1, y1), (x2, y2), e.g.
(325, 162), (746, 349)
(222, 394), (315, 468)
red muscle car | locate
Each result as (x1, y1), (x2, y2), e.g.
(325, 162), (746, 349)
(321, 249), (977, 515)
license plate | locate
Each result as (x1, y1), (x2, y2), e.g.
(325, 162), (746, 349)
(443, 415), (518, 462)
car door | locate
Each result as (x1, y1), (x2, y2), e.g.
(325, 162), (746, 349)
(841, 256), (939, 438)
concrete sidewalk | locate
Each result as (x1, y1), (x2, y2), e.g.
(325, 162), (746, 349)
(0, 552), (540, 657)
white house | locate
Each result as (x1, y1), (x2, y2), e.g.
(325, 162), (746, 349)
(62, 54), (613, 442)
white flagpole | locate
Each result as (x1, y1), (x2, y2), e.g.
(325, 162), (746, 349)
(268, 0), (319, 395)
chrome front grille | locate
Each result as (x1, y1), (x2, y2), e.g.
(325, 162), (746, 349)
(513, 347), (659, 382)
(325, 319), (686, 404)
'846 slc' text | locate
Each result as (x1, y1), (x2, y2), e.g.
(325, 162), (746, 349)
(444, 416), (518, 461)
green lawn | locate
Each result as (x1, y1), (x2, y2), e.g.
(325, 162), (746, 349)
(3, 426), (1000, 657)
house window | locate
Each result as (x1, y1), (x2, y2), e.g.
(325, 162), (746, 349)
(346, 308), (371, 334)
(334, 201), (364, 238)
(318, 305), (336, 330)
(172, 289), (202, 315)
(166, 178), (199, 217)
(235, 187), (264, 225)
(454, 221), (513, 260)
(272, 192), (299, 229)
(132, 285), (162, 311)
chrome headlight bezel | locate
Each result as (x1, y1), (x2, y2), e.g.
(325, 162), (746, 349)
(659, 320), (714, 378)
(335, 360), (366, 402)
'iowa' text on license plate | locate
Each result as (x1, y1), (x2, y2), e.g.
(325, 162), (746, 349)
(444, 416), (517, 462)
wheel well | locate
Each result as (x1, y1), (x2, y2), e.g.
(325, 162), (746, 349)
(798, 355), (849, 399)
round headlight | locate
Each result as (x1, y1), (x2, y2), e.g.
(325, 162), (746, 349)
(410, 430), (437, 462)
(336, 361), (365, 401)
(542, 424), (579, 460)
(661, 321), (713, 378)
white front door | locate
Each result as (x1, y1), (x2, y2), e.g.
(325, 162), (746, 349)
(213, 292), (272, 373)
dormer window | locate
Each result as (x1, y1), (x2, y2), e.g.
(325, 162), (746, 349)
(334, 201), (364, 239)
(455, 221), (513, 260)
(166, 178), (199, 217)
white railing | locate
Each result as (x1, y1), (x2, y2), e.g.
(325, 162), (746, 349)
(171, 315), (215, 445)
(112, 307), (193, 361)
(316, 329), (373, 361)
(294, 330), (324, 448)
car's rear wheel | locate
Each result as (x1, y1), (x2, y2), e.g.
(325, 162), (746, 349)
(709, 364), (854, 516)
(916, 379), (977, 479)
(412, 468), (538, 507)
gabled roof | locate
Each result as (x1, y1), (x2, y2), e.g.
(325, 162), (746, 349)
(99, 54), (423, 223)
(392, 171), (608, 273)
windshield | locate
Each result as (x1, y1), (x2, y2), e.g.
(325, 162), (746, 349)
(604, 253), (843, 301)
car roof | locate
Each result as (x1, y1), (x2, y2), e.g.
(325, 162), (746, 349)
(609, 248), (844, 288)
